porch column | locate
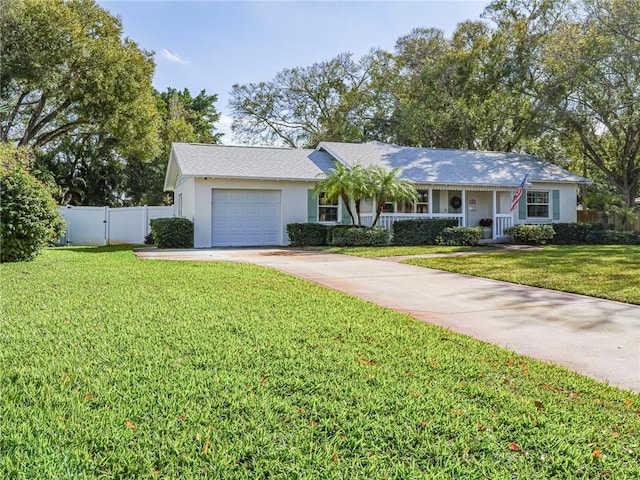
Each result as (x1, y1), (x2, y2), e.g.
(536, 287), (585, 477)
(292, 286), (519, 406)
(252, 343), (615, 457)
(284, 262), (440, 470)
(461, 189), (467, 226)
(428, 188), (433, 214)
(492, 190), (497, 239)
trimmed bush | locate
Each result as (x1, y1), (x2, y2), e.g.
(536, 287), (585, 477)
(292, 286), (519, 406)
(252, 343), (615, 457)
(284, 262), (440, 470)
(149, 217), (193, 248)
(0, 167), (65, 262)
(436, 226), (483, 246)
(585, 229), (640, 245)
(392, 218), (459, 245)
(327, 224), (364, 244)
(330, 226), (390, 246)
(551, 222), (606, 244)
(504, 224), (555, 245)
(286, 223), (328, 246)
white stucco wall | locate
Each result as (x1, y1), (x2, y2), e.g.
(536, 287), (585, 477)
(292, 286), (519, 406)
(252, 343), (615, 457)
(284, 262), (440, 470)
(173, 176), (195, 221)
(190, 178), (315, 248)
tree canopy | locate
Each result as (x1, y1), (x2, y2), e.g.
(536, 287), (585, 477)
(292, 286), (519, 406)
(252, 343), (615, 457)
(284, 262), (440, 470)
(0, 0), (160, 159)
(1, 0), (223, 207)
(230, 0), (639, 207)
(230, 51), (394, 148)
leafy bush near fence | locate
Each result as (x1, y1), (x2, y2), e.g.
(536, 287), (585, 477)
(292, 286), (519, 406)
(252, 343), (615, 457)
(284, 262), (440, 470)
(286, 223), (328, 246)
(436, 226), (483, 246)
(585, 229), (640, 245)
(504, 224), (555, 245)
(550, 222), (606, 244)
(0, 167), (65, 262)
(149, 217), (193, 248)
(330, 226), (390, 246)
(392, 218), (459, 245)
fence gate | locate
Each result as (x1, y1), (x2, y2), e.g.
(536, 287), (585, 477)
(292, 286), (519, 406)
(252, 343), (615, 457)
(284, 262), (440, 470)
(58, 205), (174, 246)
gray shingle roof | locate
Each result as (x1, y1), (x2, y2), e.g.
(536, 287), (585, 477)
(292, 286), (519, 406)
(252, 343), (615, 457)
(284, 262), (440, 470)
(170, 143), (335, 181)
(166, 141), (589, 190)
(317, 141), (590, 187)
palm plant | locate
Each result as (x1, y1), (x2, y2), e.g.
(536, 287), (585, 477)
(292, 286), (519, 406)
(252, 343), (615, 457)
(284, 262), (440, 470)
(313, 162), (360, 224)
(314, 163), (418, 227)
(366, 166), (418, 227)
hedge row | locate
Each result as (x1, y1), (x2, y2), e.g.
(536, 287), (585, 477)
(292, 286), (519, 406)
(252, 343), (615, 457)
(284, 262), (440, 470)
(436, 226), (483, 246)
(584, 229), (640, 245)
(549, 222), (606, 244)
(287, 223), (391, 247)
(504, 224), (556, 245)
(392, 218), (459, 245)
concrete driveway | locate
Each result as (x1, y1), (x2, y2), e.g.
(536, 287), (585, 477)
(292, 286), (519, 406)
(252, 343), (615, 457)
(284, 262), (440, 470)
(135, 247), (640, 392)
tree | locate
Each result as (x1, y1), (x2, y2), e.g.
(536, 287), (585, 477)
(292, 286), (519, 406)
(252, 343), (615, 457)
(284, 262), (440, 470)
(312, 163), (363, 225)
(389, 16), (559, 153)
(0, 0), (160, 159)
(313, 163), (417, 227)
(123, 88), (223, 205)
(367, 166), (417, 227)
(0, 144), (64, 262)
(230, 51), (394, 147)
(541, 0), (640, 207)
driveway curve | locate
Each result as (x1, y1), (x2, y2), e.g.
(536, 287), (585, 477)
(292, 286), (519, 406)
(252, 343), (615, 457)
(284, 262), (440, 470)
(135, 247), (640, 392)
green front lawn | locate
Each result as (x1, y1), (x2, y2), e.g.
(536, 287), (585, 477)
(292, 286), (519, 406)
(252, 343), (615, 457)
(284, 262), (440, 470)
(403, 245), (640, 305)
(319, 245), (490, 257)
(1, 247), (638, 478)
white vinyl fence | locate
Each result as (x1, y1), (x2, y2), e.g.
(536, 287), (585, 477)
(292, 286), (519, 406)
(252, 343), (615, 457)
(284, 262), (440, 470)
(58, 205), (174, 246)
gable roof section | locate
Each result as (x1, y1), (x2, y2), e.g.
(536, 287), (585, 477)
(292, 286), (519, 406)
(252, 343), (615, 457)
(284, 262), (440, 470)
(164, 143), (336, 190)
(164, 141), (590, 191)
(317, 141), (590, 187)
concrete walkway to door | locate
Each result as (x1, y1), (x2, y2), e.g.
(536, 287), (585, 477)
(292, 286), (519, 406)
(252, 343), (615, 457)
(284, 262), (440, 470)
(135, 247), (640, 392)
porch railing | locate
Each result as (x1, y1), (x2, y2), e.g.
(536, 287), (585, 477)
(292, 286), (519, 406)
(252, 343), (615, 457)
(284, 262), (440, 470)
(495, 214), (513, 237)
(357, 213), (513, 239)
(359, 213), (463, 231)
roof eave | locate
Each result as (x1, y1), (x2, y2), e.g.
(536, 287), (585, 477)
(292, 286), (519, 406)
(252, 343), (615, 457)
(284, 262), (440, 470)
(163, 147), (180, 192)
(190, 174), (321, 182)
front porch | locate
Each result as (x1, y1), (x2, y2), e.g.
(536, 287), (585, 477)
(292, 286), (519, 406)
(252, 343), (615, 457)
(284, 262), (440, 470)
(357, 188), (515, 239)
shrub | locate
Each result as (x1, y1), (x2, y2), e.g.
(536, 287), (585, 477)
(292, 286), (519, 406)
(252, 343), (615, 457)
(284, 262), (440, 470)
(392, 218), (459, 245)
(550, 222), (604, 244)
(327, 224), (363, 244)
(504, 224), (555, 245)
(585, 229), (640, 245)
(149, 217), (193, 248)
(286, 223), (328, 246)
(330, 226), (390, 246)
(436, 226), (483, 246)
(144, 232), (154, 245)
(0, 167), (65, 262)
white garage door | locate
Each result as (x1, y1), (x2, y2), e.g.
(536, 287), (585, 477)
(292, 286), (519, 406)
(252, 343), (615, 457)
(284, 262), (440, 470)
(211, 189), (282, 246)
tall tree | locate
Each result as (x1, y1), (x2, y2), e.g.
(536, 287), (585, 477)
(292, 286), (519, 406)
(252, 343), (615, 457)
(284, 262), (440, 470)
(123, 88), (223, 205)
(542, 0), (640, 206)
(230, 51), (394, 148)
(0, 0), (160, 159)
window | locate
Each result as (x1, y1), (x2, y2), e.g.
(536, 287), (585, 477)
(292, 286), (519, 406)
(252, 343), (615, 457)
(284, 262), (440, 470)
(318, 192), (338, 222)
(527, 191), (549, 218)
(177, 193), (183, 217)
(396, 200), (414, 213)
(416, 190), (429, 213)
(380, 189), (429, 213)
(382, 202), (395, 213)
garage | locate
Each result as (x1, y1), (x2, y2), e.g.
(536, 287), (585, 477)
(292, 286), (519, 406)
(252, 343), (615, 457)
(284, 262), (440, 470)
(211, 189), (282, 246)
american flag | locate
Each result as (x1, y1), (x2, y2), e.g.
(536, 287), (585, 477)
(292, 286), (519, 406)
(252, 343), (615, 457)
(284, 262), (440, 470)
(510, 173), (528, 212)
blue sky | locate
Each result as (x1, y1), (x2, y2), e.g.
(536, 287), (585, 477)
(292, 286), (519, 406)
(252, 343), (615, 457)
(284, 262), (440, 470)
(99, 1), (490, 144)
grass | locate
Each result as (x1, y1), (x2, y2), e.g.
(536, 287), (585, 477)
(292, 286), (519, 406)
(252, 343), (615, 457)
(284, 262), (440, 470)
(403, 245), (640, 305)
(1, 246), (639, 479)
(317, 245), (489, 258)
